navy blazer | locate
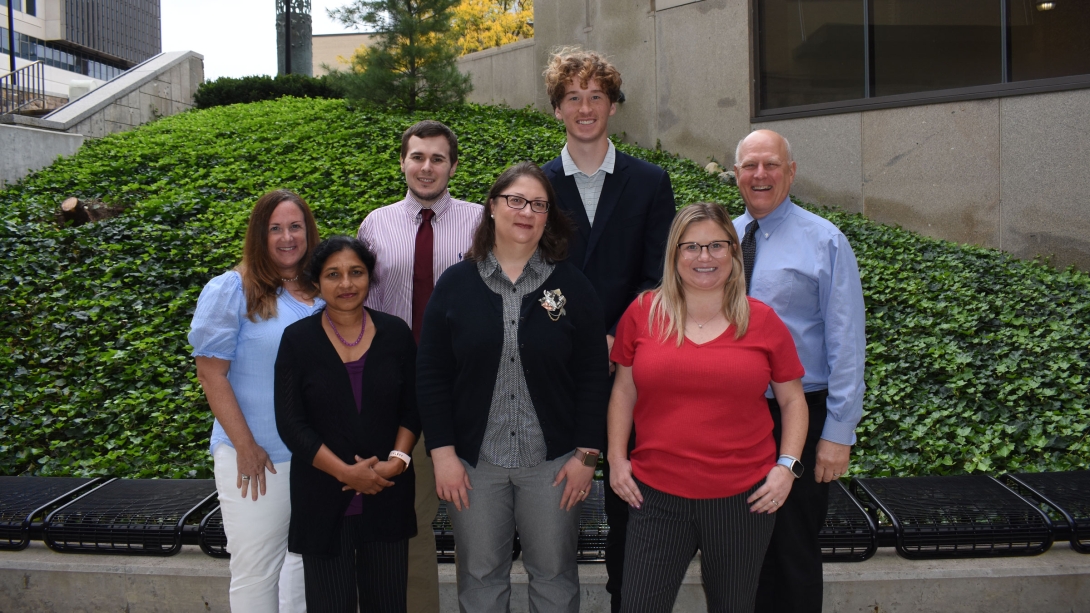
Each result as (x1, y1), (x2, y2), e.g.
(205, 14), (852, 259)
(542, 150), (676, 334)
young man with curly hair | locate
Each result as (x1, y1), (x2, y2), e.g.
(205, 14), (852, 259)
(541, 47), (677, 613)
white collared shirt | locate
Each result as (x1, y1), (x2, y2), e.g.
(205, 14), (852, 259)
(560, 140), (616, 225)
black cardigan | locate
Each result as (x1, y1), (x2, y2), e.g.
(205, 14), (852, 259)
(275, 308), (420, 556)
(416, 259), (610, 467)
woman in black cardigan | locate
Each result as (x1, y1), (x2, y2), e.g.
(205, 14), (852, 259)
(417, 162), (611, 613)
(275, 236), (419, 613)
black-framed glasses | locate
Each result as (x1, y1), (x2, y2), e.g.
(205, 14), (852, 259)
(677, 240), (733, 259)
(496, 194), (550, 214)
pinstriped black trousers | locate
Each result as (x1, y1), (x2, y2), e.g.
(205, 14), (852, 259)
(620, 480), (775, 613)
(302, 514), (409, 613)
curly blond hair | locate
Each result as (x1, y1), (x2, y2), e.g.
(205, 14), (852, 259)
(543, 47), (623, 109)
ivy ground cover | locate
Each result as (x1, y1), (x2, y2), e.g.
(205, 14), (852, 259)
(1, 98), (1087, 479)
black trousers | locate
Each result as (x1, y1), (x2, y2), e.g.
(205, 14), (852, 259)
(754, 390), (831, 613)
(620, 480), (775, 613)
(302, 514), (410, 613)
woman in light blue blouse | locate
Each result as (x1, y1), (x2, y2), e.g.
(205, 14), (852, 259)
(189, 189), (323, 613)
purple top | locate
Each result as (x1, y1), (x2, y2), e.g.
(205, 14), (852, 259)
(343, 351), (368, 516)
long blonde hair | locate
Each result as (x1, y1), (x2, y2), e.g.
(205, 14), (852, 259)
(645, 202), (749, 346)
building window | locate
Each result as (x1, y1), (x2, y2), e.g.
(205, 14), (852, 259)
(755, 0), (1090, 118)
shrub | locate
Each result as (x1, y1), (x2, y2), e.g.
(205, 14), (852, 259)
(0, 98), (1086, 479)
(193, 74), (342, 109)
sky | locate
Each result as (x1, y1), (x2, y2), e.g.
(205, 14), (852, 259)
(161, 0), (358, 81)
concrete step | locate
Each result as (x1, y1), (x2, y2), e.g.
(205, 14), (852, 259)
(1, 542), (1088, 612)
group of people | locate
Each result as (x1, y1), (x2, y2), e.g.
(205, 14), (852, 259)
(189, 48), (865, 613)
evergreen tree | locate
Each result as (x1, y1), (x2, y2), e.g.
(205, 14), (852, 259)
(328, 0), (472, 111)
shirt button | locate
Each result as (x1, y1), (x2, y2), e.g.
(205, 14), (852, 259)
(510, 357), (515, 362)
(511, 319), (516, 325)
(511, 287), (517, 293)
(511, 394), (515, 399)
(510, 431), (516, 436)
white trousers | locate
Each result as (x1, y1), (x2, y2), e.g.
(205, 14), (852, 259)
(213, 444), (307, 612)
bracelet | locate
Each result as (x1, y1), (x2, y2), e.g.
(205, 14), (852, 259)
(389, 450), (411, 468)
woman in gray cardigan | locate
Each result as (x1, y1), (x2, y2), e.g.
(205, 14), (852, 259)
(417, 162), (611, 613)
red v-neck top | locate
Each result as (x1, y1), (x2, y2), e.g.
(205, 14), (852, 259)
(611, 295), (804, 499)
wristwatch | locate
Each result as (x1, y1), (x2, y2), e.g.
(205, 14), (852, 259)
(577, 449), (600, 467)
(777, 454), (804, 479)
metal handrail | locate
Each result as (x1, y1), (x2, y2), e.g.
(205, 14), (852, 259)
(0, 61), (47, 115)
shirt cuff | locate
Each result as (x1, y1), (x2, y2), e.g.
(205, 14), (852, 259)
(820, 419), (858, 447)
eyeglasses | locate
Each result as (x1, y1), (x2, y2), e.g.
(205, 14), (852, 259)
(677, 240), (732, 259)
(496, 194), (550, 214)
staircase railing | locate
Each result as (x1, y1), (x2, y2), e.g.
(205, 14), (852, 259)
(0, 61), (46, 115)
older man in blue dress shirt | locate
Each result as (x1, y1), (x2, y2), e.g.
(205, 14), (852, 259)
(732, 129), (866, 613)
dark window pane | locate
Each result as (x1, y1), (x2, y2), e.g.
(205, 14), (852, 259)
(27, 0), (37, 17)
(872, 0), (1002, 97)
(1010, 0), (1090, 81)
(759, 0), (865, 109)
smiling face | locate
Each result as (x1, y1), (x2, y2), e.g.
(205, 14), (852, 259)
(318, 248), (370, 313)
(734, 130), (797, 220)
(266, 199), (308, 277)
(400, 134), (457, 207)
(676, 219), (735, 294)
(553, 77), (617, 146)
(491, 175), (549, 251)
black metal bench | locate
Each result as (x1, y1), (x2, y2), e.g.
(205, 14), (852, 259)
(819, 480), (878, 562)
(1003, 470), (1090, 554)
(851, 475), (1054, 559)
(0, 476), (104, 551)
(43, 479), (218, 556)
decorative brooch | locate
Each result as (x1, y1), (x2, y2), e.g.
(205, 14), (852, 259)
(539, 289), (567, 322)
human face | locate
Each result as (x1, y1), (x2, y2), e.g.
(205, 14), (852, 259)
(491, 175), (549, 251)
(318, 249), (370, 313)
(400, 135), (457, 207)
(267, 200), (308, 277)
(734, 130), (797, 220)
(553, 77), (617, 146)
(675, 220), (734, 294)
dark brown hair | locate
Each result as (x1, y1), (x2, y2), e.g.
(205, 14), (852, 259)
(543, 47), (623, 109)
(466, 162), (572, 263)
(400, 120), (459, 165)
(237, 189), (320, 322)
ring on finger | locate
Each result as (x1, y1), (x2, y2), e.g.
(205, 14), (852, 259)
(241, 475), (251, 481)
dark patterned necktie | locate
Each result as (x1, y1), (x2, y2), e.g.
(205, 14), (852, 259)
(742, 219), (759, 295)
(411, 208), (435, 344)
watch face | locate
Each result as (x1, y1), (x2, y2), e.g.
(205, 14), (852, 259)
(581, 452), (599, 467)
(790, 460), (804, 478)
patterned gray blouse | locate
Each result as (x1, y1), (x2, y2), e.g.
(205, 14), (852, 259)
(476, 250), (555, 468)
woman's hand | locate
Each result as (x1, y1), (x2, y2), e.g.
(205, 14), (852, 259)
(608, 455), (643, 509)
(554, 449), (597, 511)
(747, 465), (795, 514)
(431, 446), (472, 511)
(235, 440), (277, 501)
(338, 455), (394, 495)
(372, 458), (406, 480)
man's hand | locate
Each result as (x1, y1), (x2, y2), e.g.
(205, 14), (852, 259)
(432, 446), (472, 511)
(814, 439), (851, 482)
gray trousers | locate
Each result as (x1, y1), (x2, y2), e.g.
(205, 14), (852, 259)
(621, 480), (775, 613)
(449, 453), (581, 613)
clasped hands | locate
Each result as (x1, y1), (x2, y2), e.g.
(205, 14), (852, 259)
(339, 454), (407, 495)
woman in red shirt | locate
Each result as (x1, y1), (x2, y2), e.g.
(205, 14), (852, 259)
(607, 202), (809, 613)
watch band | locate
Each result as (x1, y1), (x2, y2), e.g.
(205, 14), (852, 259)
(776, 454), (803, 479)
(389, 450), (411, 468)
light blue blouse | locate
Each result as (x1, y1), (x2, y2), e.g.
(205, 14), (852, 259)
(188, 270), (325, 464)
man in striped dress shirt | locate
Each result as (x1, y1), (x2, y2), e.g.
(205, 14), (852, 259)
(356, 120), (483, 613)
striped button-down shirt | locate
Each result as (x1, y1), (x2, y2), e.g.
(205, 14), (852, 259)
(357, 190), (483, 329)
(477, 250), (553, 468)
(560, 140), (616, 225)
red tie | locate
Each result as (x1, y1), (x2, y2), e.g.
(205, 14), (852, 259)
(411, 208), (435, 344)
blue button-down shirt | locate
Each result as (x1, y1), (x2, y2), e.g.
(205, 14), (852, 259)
(734, 198), (866, 445)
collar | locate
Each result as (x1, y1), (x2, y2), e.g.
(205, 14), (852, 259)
(560, 140), (616, 177)
(401, 189), (453, 220)
(741, 197), (795, 239)
(480, 249), (549, 280)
